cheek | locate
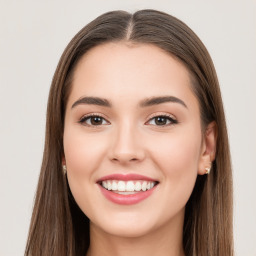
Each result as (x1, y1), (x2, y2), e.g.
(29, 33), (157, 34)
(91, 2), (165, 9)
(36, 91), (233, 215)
(149, 129), (201, 204)
(63, 129), (107, 216)
(63, 129), (105, 207)
(63, 129), (106, 179)
(151, 129), (201, 172)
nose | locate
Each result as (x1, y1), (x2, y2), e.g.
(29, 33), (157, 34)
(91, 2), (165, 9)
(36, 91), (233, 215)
(108, 122), (146, 164)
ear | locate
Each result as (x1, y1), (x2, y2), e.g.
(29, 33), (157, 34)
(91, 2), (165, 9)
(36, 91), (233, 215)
(62, 156), (66, 166)
(198, 121), (217, 175)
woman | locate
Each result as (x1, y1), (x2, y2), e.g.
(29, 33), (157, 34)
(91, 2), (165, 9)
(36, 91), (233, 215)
(25, 9), (233, 256)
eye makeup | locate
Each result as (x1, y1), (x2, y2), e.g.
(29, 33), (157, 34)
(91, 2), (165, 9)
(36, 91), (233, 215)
(78, 112), (178, 128)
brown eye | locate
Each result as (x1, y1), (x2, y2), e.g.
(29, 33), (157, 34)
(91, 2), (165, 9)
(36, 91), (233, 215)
(79, 115), (109, 126)
(155, 116), (168, 125)
(147, 115), (177, 126)
(91, 116), (103, 125)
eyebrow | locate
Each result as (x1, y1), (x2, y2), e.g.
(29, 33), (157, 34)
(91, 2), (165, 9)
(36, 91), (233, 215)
(139, 96), (187, 108)
(71, 96), (187, 109)
(72, 97), (111, 108)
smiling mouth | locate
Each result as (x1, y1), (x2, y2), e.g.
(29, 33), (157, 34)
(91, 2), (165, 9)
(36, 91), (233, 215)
(99, 180), (158, 194)
(97, 174), (159, 204)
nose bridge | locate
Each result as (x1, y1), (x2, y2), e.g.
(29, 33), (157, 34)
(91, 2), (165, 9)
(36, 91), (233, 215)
(109, 119), (145, 163)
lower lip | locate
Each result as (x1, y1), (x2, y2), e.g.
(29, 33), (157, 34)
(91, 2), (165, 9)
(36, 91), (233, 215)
(98, 184), (157, 205)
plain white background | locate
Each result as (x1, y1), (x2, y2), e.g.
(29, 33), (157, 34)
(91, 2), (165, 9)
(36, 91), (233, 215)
(0, 1), (255, 255)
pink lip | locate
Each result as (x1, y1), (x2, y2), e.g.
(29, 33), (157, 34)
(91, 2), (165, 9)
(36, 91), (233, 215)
(98, 184), (157, 205)
(97, 173), (157, 182)
(97, 173), (158, 205)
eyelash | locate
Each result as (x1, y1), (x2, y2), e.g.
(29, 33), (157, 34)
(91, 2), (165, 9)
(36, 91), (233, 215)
(146, 114), (178, 126)
(79, 113), (109, 127)
(78, 113), (178, 128)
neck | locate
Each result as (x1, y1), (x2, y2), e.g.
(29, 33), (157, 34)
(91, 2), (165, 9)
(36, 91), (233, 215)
(86, 212), (185, 256)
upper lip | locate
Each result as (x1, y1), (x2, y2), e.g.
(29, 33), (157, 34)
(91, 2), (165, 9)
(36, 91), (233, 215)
(97, 173), (158, 183)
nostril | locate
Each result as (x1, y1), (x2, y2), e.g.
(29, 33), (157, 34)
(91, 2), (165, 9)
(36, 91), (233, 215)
(111, 157), (140, 163)
(108, 145), (146, 163)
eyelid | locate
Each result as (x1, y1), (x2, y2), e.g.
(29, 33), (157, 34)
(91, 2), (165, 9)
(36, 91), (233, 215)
(78, 112), (178, 127)
(146, 112), (177, 121)
(145, 112), (178, 126)
(78, 113), (110, 126)
(79, 112), (106, 120)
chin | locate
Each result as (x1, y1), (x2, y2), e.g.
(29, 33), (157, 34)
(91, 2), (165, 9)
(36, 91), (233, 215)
(92, 217), (156, 238)
(89, 205), (179, 239)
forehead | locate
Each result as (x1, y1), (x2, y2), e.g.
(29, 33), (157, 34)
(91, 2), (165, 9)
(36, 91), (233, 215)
(68, 42), (198, 111)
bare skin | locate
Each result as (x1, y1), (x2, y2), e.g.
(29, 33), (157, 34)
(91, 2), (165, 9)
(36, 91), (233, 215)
(63, 42), (217, 256)
(87, 213), (184, 256)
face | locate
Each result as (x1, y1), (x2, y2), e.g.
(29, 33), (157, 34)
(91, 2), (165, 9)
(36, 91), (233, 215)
(63, 42), (207, 238)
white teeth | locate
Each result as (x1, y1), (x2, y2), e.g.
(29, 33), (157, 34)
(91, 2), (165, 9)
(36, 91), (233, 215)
(117, 181), (126, 191)
(112, 181), (118, 190)
(101, 180), (157, 192)
(126, 181), (135, 192)
(135, 181), (141, 191)
(142, 181), (147, 191)
(107, 180), (112, 190)
(102, 181), (108, 189)
(116, 191), (137, 195)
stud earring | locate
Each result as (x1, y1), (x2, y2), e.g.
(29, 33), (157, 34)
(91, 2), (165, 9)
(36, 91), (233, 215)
(63, 165), (67, 175)
(205, 166), (211, 175)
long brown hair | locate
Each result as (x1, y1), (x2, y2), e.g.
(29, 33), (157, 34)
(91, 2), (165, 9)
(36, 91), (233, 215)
(25, 9), (233, 256)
